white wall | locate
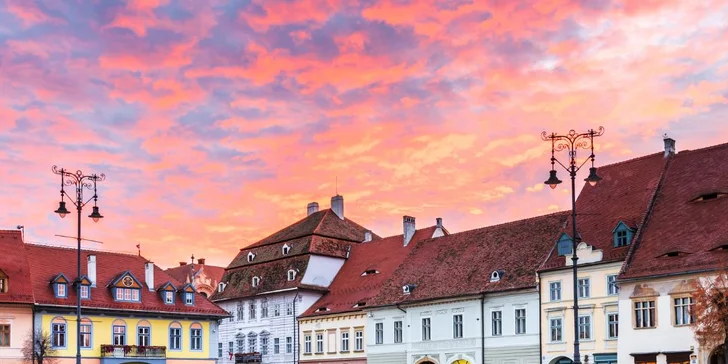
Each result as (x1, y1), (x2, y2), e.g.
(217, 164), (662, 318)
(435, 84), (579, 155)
(483, 290), (540, 348)
(301, 256), (346, 287)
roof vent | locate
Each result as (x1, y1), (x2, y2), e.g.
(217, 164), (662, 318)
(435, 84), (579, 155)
(315, 307), (329, 312)
(490, 270), (504, 282)
(353, 301), (367, 308)
(248, 252), (255, 262)
(217, 282), (226, 293)
(402, 284), (416, 295)
(363, 230), (372, 243)
(361, 269), (379, 276)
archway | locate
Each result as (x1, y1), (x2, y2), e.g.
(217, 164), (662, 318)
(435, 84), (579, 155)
(451, 360), (471, 364)
(710, 345), (726, 364)
(549, 357), (574, 364)
(415, 356), (439, 364)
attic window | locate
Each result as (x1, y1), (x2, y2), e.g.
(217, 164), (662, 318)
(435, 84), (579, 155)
(490, 270), (504, 282)
(287, 270), (297, 281)
(252, 276), (260, 287)
(0, 270), (7, 293)
(691, 192), (728, 202)
(711, 244), (728, 251)
(361, 269), (380, 276)
(660, 251), (690, 258)
(217, 282), (226, 293)
(557, 234), (573, 256)
(402, 284), (416, 295)
(282, 244), (291, 255)
(315, 307), (329, 313)
(248, 252), (255, 262)
(613, 222), (635, 248)
(353, 301), (367, 308)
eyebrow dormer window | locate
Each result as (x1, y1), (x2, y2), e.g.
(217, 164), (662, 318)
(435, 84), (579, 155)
(315, 307), (329, 313)
(0, 271), (7, 293)
(361, 269), (379, 276)
(282, 244), (291, 255)
(691, 192), (728, 202)
(287, 270), (296, 281)
(353, 302), (367, 308)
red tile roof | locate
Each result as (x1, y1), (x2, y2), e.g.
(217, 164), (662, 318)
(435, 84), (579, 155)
(212, 255), (312, 302)
(621, 142), (728, 279)
(24, 243), (227, 317)
(300, 226), (440, 318)
(539, 152), (667, 271)
(0, 230), (34, 304)
(370, 212), (570, 306)
(165, 263), (225, 287)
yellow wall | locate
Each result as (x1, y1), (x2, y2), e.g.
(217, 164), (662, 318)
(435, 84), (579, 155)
(40, 313), (212, 359)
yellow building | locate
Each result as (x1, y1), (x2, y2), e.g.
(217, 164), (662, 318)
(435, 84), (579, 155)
(25, 243), (228, 364)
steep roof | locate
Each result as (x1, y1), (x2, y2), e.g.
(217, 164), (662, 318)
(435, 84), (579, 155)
(539, 152), (667, 271)
(0, 230), (34, 304)
(24, 244), (227, 317)
(370, 212), (570, 307)
(620, 142), (728, 279)
(300, 226), (440, 318)
(165, 263), (225, 287)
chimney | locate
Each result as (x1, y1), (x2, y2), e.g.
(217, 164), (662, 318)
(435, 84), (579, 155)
(331, 195), (344, 220)
(663, 135), (676, 157)
(145, 262), (155, 291)
(87, 255), (97, 287)
(403, 216), (416, 246)
(436, 217), (443, 230)
(179, 262), (187, 266)
(363, 230), (372, 243)
(307, 202), (319, 216)
(197, 258), (206, 265)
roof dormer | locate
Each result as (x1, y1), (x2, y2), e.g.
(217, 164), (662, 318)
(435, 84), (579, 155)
(402, 284), (416, 295)
(51, 273), (70, 299)
(158, 282), (177, 304)
(0, 269), (7, 293)
(315, 307), (330, 313)
(217, 282), (226, 293)
(252, 276), (261, 287)
(490, 270), (504, 282)
(690, 191), (728, 203)
(353, 301), (367, 308)
(282, 244), (291, 255)
(613, 221), (636, 247)
(361, 269), (379, 276)
(287, 270), (297, 281)
(110, 271), (143, 303)
(77, 275), (92, 300)
(556, 233), (573, 256)
(180, 283), (195, 306)
(247, 252), (256, 262)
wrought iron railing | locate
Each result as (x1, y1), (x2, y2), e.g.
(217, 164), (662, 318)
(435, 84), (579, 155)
(100, 345), (166, 358)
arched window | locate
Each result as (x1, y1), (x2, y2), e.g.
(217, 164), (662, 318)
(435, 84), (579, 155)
(248, 332), (258, 353)
(247, 252), (255, 262)
(169, 322), (182, 351)
(282, 244), (291, 255)
(112, 319), (127, 346)
(287, 270), (296, 281)
(190, 323), (203, 351)
(259, 331), (270, 356)
(80, 318), (92, 348)
(137, 320), (151, 346)
(252, 276), (260, 287)
(490, 270), (503, 282)
(51, 317), (67, 348)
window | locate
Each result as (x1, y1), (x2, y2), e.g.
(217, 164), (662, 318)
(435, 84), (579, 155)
(578, 278), (590, 298)
(607, 313), (618, 339)
(218, 282), (226, 293)
(57, 283), (66, 297)
(261, 336), (269, 355)
(0, 325), (10, 347)
(0, 277), (6, 293)
(613, 222), (634, 247)
(169, 326), (182, 350)
(274, 304), (281, 317)
(550, 282), (561, 301)
(341, 332), (349, 351)
(316, 333), (324, 352)
(248, 334), (257, 353)
(282, 244), (290, 255)
(250, 301), (257, 320)
(185, 292), (193, 305)
(80, 323), (91, 348)
(237, 336), (244, 353)
(115, 288), (140, 302)
(228, 341), (234, 355)
(453, 314), (463, 338)
(261, 300), (269, 318)
(492, 311), (502, 336)
(164, 291), (174, 304)
(248, 252), (255, 262)
(616, 230), (628, 247)
(191, 326), (202, 351)
(287, 270), (296, 281)
(375, 323), (383, 344)
(550, 318), (562, 342)
(304, 335), (312, 353)
(515, 308), (526, 334)
(286, 337), (292, 353)
(218, 342), (223, 358)
(421, 318), (431, 341)
(138, 326), (150, 346)
(578, 315), (591, 340)
(286, 302), (293, 315)
(361, 269), (379, 276)
(557, 234), (572, 256)
(635, 300), (656, 328)
(674, 297), (694, 326)
(237, 301), (244, 321)
(355, 330), (363, 351)
(607, 275), (619, 295)
(252, 277), (260, 287)
(113, 325), (126, 346)
(394, 321), (403, 343)
(80, 285), (89, 299)
(273, 338), (280, 354)
(52, 322), (66, 347)
(490, 270), (502, 282)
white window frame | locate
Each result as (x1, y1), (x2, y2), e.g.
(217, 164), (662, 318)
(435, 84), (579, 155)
(341, 331), (349, 351)
(578, 315), (592, 340)
(286, 336), (292, 353)
(287, 270), (296, 281)
(549, 281), (561, 301)
(316, 333), (323, 353)
(550, 317), (563, 342)
(355, 330), (363, 351)
(515, 308), (527, 335)
(453, 314), (463, 338)
(394, 321), (403, 343)
(607, 312), (618, 339)
(80, 285), (89, 299)
(634, 300), (656, 328)
(674, 296), (694, 326)
(491, 310), (502, 336)
(577, 278), (591, 298)
(421, 317), (431, 341)
(607, 275), (619, 296)
(304, 334), (311, 354)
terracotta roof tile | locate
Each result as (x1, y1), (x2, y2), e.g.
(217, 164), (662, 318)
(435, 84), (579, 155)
(165, 263), (225, 287)
(0, 230), (34, 304)
(212, 256), (310, 302)
(371, 212), (570, 306)
(621, 142), (728, 279)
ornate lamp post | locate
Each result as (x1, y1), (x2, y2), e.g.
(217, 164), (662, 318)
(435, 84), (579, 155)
(541, 128), (604, 364)
(52, 166), (106, 364)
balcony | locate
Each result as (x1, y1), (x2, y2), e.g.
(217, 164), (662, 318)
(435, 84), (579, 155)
(100, 345), (166, 364)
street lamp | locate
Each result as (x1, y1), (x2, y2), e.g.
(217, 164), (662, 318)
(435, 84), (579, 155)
(541, 128), (603, 364)
(52, 166), (105, 364)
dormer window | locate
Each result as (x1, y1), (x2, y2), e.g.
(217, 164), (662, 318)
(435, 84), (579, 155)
(80, 285), (90, 299)
(402, 284), (416, 295)
(164, 291), (174, 304)
(690, 192), (728, 202)
(315, 307), (329, 313)
(248, 252), (255, 262)
(557, 233), (573, 256)
(252, 276), (260, 287)
(51, 274), (70, 299)
(361, 269), (380, 276)
(0, 270), (7, 293)
(184, 292), (194, 305)
(218, 282), (226, 293)
(660, 251), (690, 258)
(282, 244), (291, 255)
(613, 222), (635, 247)
(490, 270), (504, 282)
(57, 283), (67, 298)
(353, 301), (367, 308)
(287, 270), (296, 281)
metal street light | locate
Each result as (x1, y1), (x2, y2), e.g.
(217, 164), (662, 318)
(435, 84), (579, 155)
(52, 166), (106, 364)
(541, 128), (603, 364)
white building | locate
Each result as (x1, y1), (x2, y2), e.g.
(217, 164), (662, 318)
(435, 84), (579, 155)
(364, 212), (570, 364)
(211, 195), (377, 364)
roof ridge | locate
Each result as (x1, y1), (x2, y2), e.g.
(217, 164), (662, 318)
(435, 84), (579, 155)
(599, 151), (663, 170)
(376, 225), (437, 240)
(312, 209), (331, 235)
(675, 140), (728, 155)
(440, 211), (569, 239)
(25, 242), (144, 259)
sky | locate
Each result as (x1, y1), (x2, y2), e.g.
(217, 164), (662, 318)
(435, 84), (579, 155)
(1, 0), (727, 269)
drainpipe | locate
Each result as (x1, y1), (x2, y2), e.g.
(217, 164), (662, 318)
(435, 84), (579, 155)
(538, 284), (543, 364)
(396, 304), (406, 314)
(481, 293), (485, 364)
(293, 292), (300, 364)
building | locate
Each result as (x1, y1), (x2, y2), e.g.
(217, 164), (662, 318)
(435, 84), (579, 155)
(0, 230), (34, 364)
(24, 242), (228, 364)
(537, 140), (669, 364)
(211, 195), (378, 364)
(617, 141), (728, 364)
(166, 257), (225, 298)
(298, 216), (447, 364)
(365, 212), (570, 364)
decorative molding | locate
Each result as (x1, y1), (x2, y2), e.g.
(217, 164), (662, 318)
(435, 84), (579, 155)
(451, 307), (465, 313)
(420, 311), (432, 316)
(630, 283), (659, 298)
(669, 279), (698, 295)
(412, 338), (478, 351)
(435, 309), (448, 315)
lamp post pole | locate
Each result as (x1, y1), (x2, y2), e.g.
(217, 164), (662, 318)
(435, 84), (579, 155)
(52, 166), (105, 364)
(541, 128), (604, 364)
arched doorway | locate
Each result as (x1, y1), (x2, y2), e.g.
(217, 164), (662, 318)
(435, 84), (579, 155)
(415, 356), (439, 364)
(711, 345), (726, 364)
(451, 360), (471, 364)
(549, 357), (574, 364)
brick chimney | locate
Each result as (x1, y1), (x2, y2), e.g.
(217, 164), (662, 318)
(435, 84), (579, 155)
(198, 258), (206, 265)
(664, 135), (676, 158)
(87, 255), (97, 287)
(179, 262), (187, 266)
(403, 216), (416, 246)
(363, 230), (372, 243)
(331, 195), (344, 220)
(307, 202), (319, 216)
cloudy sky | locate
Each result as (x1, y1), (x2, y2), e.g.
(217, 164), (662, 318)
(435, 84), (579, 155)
(1, 0), (727, 268)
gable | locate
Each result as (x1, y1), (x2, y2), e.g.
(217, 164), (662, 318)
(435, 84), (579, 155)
(110, 271), (143, 289)
(181, 284), (195, 293)
(51, 273), (69, 284)
(612, 221), (635, 233)
(78, 275), (92, 286)
(556, 233), (572, 256)
(159, 282), (177, 292)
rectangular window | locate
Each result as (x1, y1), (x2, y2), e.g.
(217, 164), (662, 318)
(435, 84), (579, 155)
(218, 342), (223, 358)
(237, 338), (244, 353)
(248, 335), (256, 353)
(124, 289), (132, 301)
(273, 338), (280, 354)
(80, 285), (89, 299)
(578, 316), (591, 340)
(515, 308), (526, 334)
(304, 335), (312, 354)
(421, 318), (431, 341)
(261, 337), (268, 355)
(116, 288), (124, 301)
(608, 313), (619, 338)
(316, 333), (323, 353)
(286, 336), (292, 353)
(185, 293), (193, 305)
(492, 311), (502, 336)
(0, 325), (10, 347)
(453, 314), (463, 338)
(191, 328), (202, 351)
(607, 275), (619, 295)
(0, 278), (5, 293)
(674, 297), (694, 326)
(80, 324), (91, 348)
(237, 302), (244, 321)
(550, 318), (562, 342)
(578, 278), (591, 298)
(250, 301), (257, 320)
(261, 301), (269, 318)
(355, 330), (363, 351)
(616, 230), (628, 247)
(131, 289), (139, 301)
(52, 323), (65, 347)
(635, 300), (656, 328)
(170, 328), (181, 350)
(341, 332), (349, 351)
(274, 304), (281, 317)
(137, 326), (150, 346)
(375, 323), (383, 344)
(57, 284), (66, 297)
(287, 303), (293, 316)
(228, 341), (233, 355)
(113, 325), (126, 346)
(394, 321), (403, 343)
(549, 282), (561, 301)
(164, 291), (173, 303)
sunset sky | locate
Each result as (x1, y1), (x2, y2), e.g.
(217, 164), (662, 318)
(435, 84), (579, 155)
(1, 0), (727, 269)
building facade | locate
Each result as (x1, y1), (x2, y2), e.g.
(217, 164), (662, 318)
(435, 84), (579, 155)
(0, 230), (34, 364)
(165, 257), (225, 298)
